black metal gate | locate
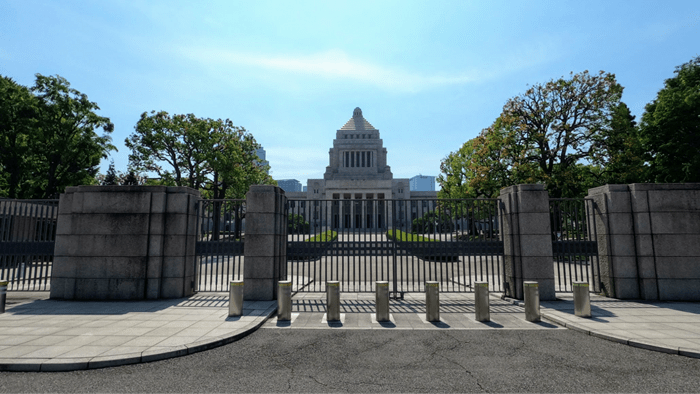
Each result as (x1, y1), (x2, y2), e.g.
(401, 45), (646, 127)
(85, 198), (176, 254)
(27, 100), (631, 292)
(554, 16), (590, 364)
(194, 199), (245, 291)
(0, 199), (58, 291)
(287, 199), (505, 295)
(550, 198), (601, 292)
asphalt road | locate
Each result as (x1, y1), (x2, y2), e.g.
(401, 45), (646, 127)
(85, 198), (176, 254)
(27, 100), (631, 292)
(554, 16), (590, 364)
(2, 329), (700, 393)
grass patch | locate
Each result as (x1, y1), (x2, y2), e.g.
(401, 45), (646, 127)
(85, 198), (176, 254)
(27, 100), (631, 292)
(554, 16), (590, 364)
(386, 229), (438, 242)
(305, 230), (338, 243)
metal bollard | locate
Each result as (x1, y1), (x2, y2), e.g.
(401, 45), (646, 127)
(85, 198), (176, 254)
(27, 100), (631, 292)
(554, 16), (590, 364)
(278, 281), (292, 321)
(326, 281), (340, 322)
(524, 281), (541, 322)
(573, 281), (591, 318)
(474, 281), (490, 322)
(425, 281), (440, 322)
(376, 281), (390, 322)
(228, 280), (244, 317)
(0, 281), (7, 314)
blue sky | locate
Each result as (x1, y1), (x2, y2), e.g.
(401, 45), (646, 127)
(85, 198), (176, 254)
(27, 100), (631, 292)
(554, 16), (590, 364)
(1, 0), (699, 184)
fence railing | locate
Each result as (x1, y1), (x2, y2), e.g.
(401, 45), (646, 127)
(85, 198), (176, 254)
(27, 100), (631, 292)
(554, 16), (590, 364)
(194, 199), (246, 291)
(286, 198), (505, 294)
(0, 199), (59, 291)
(549, 198), (601, 292)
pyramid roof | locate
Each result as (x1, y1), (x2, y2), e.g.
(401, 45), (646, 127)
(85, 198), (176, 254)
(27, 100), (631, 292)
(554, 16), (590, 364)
(339, 107), (377, 131)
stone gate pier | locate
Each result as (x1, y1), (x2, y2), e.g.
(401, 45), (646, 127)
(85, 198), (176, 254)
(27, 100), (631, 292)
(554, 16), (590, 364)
(50, 186), (199, 300)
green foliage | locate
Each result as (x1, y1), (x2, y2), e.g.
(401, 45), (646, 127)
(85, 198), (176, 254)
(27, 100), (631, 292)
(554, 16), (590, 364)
(438, 117), (533, 198)
(439, 70), (628, 198)
(121, 169), (142, 186)
(126, 111), (275, 198)
(639, 56), (700, 183)
(0, 74), (115, 198)
(305, 230), (337, 243)
(0, 76), (36, 198)
(288, 213), (310, 234)
(411, 211), (454, 233)
(593, 103), (647, 184)
(102, 161), (119, 186)
(386, 229), (437, 242)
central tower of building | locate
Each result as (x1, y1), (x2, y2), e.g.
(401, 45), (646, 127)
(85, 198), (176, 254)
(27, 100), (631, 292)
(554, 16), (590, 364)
(303, 107), (408, 203)
(323, 107), (393, 181)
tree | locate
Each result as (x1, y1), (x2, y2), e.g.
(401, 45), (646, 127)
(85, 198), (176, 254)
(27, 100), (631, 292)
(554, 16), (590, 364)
(439, 71), (625, 199)
(412, 211), (453, 233)
(0, 76), (37, 198)
(639, 56), (700, 183)
(0, 74), (115, 199)
(126, 111), (274, 198)
(288, 213), (310, 234)
(122, 169), (142, 186)
(102, 161), (119, 185)
(438, 117), (536, 199)
(592, 102), (647, 184)
(500, 70), (623, 197)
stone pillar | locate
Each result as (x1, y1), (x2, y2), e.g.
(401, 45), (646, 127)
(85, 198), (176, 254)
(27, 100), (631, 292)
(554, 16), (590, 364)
(499, 184), (556, 300)
(588, 183), (700, 300)
(51, 186), (199, 300)
(244, 185), (287, 300)
(586, 185), (639, 299)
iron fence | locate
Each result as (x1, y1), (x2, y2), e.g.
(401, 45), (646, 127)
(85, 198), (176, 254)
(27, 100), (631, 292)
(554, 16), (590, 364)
(194, 199), (246, 291)
(0, 199), (59, 291)
(286, 198), (505, 295)
(549, 198), (601, 292)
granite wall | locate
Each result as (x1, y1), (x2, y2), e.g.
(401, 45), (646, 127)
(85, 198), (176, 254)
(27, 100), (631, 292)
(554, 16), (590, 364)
(50, 186), (199, 300)
(588, 183), (700, 300)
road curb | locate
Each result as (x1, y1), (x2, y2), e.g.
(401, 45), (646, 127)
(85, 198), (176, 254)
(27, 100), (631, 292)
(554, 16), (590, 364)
(0, 305), (278, 372)
(499, 295), (700, 360)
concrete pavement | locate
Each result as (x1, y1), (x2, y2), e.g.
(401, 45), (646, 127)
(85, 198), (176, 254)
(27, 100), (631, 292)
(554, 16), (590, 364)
(1, 290), (699, 372)
(534, 294), (700, 358)
(0, 292), (276, 372)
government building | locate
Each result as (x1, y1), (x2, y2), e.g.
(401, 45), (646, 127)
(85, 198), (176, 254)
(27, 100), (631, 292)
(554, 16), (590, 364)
(286, 108), (437, 230)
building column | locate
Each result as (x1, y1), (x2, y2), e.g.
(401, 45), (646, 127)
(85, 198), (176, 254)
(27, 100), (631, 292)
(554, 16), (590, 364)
(243, 185), (287, 301)
(499, 184), (556, 300)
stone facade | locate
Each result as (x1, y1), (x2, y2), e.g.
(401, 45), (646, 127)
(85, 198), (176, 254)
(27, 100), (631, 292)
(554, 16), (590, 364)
(243, 185), (287, 301)
(50, 186), (199, 300)
(292, 108), (437, 229)
(587, 183), (700, 300)
(498, 184), (556, 300)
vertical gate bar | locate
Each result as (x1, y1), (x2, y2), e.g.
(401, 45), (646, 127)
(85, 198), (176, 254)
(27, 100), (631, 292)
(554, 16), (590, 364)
(466, 201), (473, 292)
(1, 202), (7, 282)
(194, 200), (200, 292)
(566, 201), (574, 291)
(577, 199), (587, 285)
(39, 203), (55, 290)
(576, 200), (582, 284)
(221, 201), (227, 290)
(560, 200), (568, 292)
(459, 200), (466, 292)
(552, 200), (562, 292)
(589, 199), (601, 293)
(213, 201), (219, 292)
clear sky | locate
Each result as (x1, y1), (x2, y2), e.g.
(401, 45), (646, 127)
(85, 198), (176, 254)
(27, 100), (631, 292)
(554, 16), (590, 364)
(1, 0), (699, 185)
